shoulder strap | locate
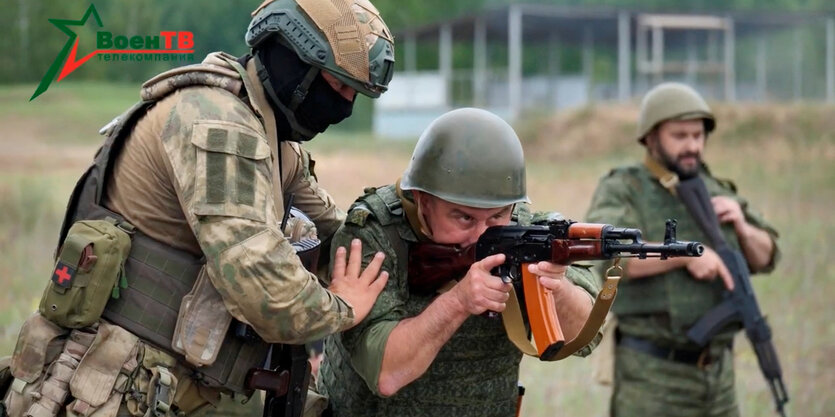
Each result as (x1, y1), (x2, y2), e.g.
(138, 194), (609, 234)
(56, 100), (156, 248)
(349, 185), (410, 271)
(643, 154), (679, 196)
(675, 177), (728, 250)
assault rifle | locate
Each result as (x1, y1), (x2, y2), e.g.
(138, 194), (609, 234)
(244, 196), (321, 417)
(473, 218), (703, 360)
(677, 177), (788, 417)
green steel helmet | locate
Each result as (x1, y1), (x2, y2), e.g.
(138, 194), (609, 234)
(637, 82), (716, 144)
(246, 0), (395, 98)
(400, 108), (530, 209)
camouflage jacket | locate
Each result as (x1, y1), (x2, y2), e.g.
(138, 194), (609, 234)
(586, 161), (779, 347)
(318, 185), (600, 417)
(104, 52), (352, 344)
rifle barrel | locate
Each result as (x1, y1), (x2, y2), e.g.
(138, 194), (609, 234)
(605, 241), (704, 257)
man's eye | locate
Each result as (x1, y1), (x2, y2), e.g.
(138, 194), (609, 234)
(455, 214), (472, 222)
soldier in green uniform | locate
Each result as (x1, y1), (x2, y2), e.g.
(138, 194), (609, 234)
(1, 1), (394, 416)
(585, 83), (780, 417)
(317, 108), (601, 417)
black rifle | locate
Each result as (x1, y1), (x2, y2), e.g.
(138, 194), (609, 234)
(678, 177), (788, 417)
(243, 195), (320, 417)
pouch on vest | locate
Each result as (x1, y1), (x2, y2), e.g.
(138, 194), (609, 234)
(171, 266), (233, 367)
(39, 219), (132, 329)
(67, 322), (139, 417)
(6, 321), (95, 417)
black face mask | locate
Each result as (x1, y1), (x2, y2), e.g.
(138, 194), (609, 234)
(255, 41), (354, 141)
(295, 72), (354, 134)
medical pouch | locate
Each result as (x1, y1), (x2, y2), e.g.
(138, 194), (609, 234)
(39, 219), (132, 329)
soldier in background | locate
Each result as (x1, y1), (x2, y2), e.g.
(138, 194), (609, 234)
(317, 108), (601, 417)
(585, 82), (779, 417)
(1, 0), (394, 416)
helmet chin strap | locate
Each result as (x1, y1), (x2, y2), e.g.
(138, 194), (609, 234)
(254, 53), (320, 141)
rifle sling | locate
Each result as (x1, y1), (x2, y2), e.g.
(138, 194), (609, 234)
(643, 155), (727, 249)
(643, 154), (680, 196)
(500, 272), (621, 361)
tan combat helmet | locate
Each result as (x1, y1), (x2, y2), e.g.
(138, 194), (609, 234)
(246, 0), (395, 98)
(400, 108), (530, 209)
(637, 82), (716, 144)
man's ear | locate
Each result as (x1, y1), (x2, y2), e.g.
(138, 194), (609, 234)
(413, 190), (431, 214)
(645, 128), (658, 147)
(645, 128), (661, 156)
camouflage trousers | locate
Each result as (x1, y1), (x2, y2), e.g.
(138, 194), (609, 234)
(610, 344), (738, 417)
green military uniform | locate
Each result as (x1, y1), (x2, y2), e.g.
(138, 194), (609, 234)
(586, 162), (779, 417)
(318, 185), (600, 417)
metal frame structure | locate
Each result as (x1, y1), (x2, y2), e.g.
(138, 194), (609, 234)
(392, 5), (835, 121)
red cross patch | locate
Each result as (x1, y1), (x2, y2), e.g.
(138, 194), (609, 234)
(51, 261), (76, 288)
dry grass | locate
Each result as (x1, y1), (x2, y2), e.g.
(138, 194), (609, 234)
(1, 84), (832, 416)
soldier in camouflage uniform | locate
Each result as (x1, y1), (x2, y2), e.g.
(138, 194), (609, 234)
(1, 1), (394, 416)
(585, 83), (780, 417)
(317, 108), (601, 417)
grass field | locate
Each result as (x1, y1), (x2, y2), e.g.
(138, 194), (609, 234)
(1, 82), (833, 416)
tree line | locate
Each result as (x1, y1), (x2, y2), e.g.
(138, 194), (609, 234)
(1, 0), (829, 86)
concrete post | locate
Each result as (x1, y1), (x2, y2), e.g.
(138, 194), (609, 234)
(826, 17), (834, 103)
(724, 18), (736, 101)
(474, 17), (487, 107)
(583, 26), (595, 99)
(508, 5), (522, 120)
(548, 31), (560, 108)
(405, 32), (416, 72)
(651, 26), (663, 84)
(439, 24), (453, 107)
(757, 36), (767, 101)
(793, 28), (803, 100)
(636, 22), (648, 91)
(618, 11), (631, 101)
(686, 31), (697, 85)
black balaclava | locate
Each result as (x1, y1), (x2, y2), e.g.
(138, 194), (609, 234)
(254, 40), (354, 142)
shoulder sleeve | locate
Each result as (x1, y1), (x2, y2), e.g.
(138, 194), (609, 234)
(283, 143), (345, 244)
(565, 264), (603, 357)
(584, 169), (644, 283)
(328, 217), (407, 396)
(719, 181), (781, 273)
(158, 90), (353, 344)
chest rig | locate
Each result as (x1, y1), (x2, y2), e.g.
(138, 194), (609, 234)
(56, 61), (271, 393)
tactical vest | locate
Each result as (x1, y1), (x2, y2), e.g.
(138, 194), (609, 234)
(324, 185), (521, 416)
(348, 185), (411, 262)
(609, 164), (742, 333)
(56, 63), (270, 393)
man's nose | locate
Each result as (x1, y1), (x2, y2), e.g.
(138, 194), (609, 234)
(685, 136), (702, 153)
(465, 224), (490, 247)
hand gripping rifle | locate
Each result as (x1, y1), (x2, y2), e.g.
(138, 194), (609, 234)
(474, 219), (703, 361)
(677, 177), (788, 417)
